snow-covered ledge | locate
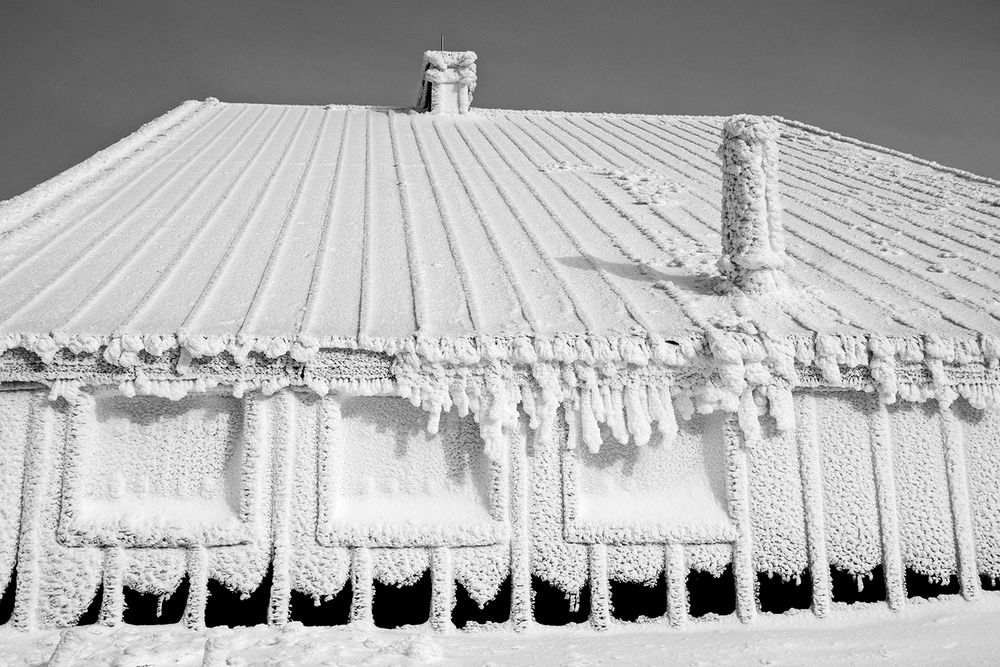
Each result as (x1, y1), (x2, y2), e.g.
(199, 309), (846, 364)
(717, 115), (789, 294)
(416, 50), (477, 114)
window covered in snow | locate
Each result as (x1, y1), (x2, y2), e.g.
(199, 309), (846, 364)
(318, 396), (508, 548)
(58, 392), (258, 548)
(564, 413), (734, 544)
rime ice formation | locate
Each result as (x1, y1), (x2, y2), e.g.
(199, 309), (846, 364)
(2, 75), (1000, 636)
(416, 51), (477, 114)
(717, 115), (788, 294)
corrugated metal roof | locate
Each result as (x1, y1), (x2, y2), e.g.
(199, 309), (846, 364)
(1, 99), (999, 350)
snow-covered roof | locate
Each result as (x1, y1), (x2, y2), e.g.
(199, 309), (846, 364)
(1, 98), (999, 365)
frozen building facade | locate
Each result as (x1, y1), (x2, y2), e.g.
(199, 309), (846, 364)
(2, 51), (1000, 632)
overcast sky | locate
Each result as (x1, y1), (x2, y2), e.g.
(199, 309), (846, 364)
(1, 0), (997, 200)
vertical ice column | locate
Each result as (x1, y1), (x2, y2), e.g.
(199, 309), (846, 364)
(588, 544), (611, 630)
(430, 547), (454, 632)
(718, 115), (788, 294)
(416, 51), (478, 114)
(98, 547), (125, 626)
(185, 546), (209, 629)
(665, 543), (689, 627)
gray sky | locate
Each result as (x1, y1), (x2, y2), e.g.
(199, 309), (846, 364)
(1, 0), (998, 201)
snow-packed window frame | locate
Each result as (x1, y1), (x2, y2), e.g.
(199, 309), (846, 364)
(561, 410), (737, 545)
(315, 393), (510, 548)
(57, 390), (266, 548)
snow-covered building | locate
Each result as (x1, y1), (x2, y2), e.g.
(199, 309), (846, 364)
(2, 51), (1000, 631)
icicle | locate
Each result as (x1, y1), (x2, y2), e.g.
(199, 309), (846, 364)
(620, 338), (649, 366)
(737, 390), (762, 448)
(529, 336), (552, 362)
(595, 385), (610, 425)
(674, 392), (695, 421)
(451, 379), (470, 418)
(580, 388), (602, 453)
(624, 384), (651, 446)
(765, 384), (795, 432)
(923, 333), (955, 406)
(571, 337), (593, 364)
(565, 404), (580, 450)
(650, 385), (678, 448)
(608, 387), (629, 444)
(520, 384), (539, 430)
(814, 333), (844, 384)
(868, 335), (898, 404)
(426, 401), (444, 435)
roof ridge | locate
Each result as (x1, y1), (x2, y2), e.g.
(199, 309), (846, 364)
(774, 115), (1000, 189)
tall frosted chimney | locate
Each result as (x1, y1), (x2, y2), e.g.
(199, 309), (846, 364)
(717, 115), (788, 294)
(416, 51), (477, 115)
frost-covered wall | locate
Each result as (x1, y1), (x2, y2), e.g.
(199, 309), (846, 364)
(1, 362), (998, 631)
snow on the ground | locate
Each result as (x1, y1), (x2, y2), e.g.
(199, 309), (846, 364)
(4, 595), (1000, 666)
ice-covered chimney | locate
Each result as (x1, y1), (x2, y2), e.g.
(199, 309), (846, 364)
(416, 51), (477, 114)
(717, 115), (788, 294)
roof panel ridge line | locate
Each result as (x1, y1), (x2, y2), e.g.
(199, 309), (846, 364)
(355, 111), (374, 338)
(768, 128), (1000, 228)
(544, 155), (713, 328)
(238, 107), (334, 339)
(0, 102), (232, 283)
(683, 116), (1000, 240)
(607, 115), (898, 330)
(450, 120), (584, 331)
(118, 107), (292, 335)
(0, 105), (255, 334)
(411, 116), (481, 330)
(604, 117), (847, 333)
(462, 121), (594, 330)
(60, 106), (275, 334)
(0, 98), (208, 229)
(782, 193), (993, 330)
(508, 115), (684, 332)
(523, 116), (731, 331)
(774, 116), (1000, 188)
(625, 116), (973, 332)
(431, 120), (540, 330)
(386, 109), (428, 334)
(774, 149), (1000, 291)
(295, 111), (353, 340)
(176, 106), (309, 338)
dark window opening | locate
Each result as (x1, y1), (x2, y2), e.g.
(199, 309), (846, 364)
(123, 577), (189, 625)
(0, 569), (16, 625)
(453, 577), (511, 628)
(830, 565), (887, 604)
(373, 573), (431, 628)
(205, 566), (272, 628)
(610, 576), (666, 622)
(289, 584), (352, 626)
(757, 570), (812, 613)
(531, 576), (590, 625)
(981, 574), (1000, 592)
(78, 585), (103, 625)
(905, 569), (959, 599)
(687, 565), (736, 618)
